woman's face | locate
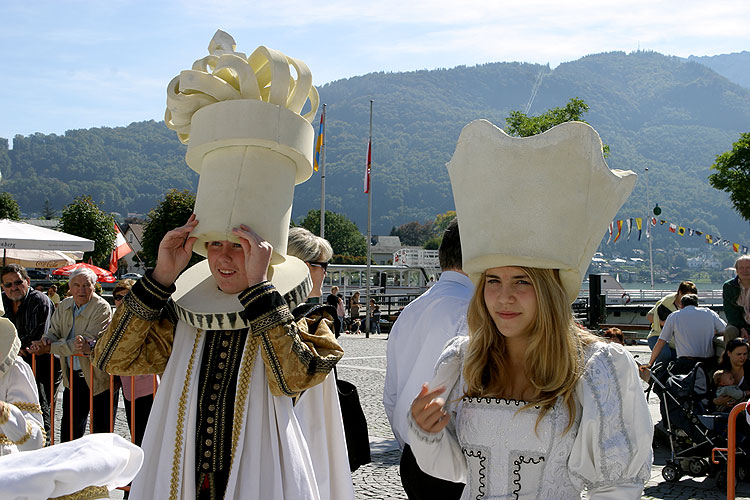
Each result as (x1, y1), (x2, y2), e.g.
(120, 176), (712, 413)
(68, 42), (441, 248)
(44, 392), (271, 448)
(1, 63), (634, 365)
(305, 260), (327, 298)
(729, 345), (749, 368)
(483, 266), (538, 340)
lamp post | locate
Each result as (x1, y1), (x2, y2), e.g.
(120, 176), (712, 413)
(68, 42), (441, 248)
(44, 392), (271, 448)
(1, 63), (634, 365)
(645, 167), (654, 289)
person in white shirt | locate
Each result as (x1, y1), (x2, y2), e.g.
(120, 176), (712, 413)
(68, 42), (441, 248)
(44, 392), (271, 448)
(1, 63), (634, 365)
(384, 218), (471, 499)
(645, 293), (726, 374)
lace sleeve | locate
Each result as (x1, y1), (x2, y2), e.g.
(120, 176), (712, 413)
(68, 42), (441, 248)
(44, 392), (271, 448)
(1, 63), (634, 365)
(406, 335), (468, 483)
(569, 342), (653, 499)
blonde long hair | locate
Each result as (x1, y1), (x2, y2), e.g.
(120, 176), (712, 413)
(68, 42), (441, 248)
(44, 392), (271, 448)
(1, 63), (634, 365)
(463, 267), (596, 432)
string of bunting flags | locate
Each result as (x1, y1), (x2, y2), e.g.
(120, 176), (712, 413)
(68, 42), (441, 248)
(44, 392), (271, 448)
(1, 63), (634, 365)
(605, 217), (749, 254)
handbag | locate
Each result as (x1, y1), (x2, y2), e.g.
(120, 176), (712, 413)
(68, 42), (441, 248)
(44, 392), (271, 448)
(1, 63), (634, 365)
(335, 369), (371, 472)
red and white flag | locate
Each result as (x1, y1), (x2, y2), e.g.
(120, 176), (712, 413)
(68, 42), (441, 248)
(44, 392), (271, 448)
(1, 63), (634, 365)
(109, 223), (133, 273)
(364, 139), (372, 194)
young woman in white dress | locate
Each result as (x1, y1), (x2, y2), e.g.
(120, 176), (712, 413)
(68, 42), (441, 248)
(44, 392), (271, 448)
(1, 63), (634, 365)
(406, 119), (653, 499)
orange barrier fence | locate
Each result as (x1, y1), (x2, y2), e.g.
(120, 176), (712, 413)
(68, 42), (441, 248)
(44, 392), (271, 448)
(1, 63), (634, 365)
(712, 401), (748, 500)
(29, 352), (158, 446)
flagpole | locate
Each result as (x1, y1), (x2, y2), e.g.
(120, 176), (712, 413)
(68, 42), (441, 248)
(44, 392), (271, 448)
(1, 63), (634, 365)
(365, 99), (373, 338)
(319, 104), (327, 237)
(645, 167), (654, 289)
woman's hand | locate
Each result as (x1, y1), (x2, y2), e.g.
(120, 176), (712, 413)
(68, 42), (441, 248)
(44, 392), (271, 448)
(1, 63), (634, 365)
(232, 224), (273, 287)
(152, 214), (199, 287)
(411, 383), (450, 433)
(28, 338), (51, 355)
(714, 395), (737, 407)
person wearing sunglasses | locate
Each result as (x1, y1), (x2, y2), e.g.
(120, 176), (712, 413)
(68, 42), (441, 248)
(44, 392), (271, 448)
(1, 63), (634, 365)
(285, 227), (354, 498)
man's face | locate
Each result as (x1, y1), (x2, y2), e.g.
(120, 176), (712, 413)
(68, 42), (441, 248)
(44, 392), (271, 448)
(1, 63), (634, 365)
(2, 271), (30, 302)
(69, 274), (94, 307)
(737, 260), (750, 282)
(206, 240), (249, 294)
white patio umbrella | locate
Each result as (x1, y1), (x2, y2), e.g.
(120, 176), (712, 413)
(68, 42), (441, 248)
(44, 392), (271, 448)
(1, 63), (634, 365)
(1, 249), (84, 268)
(0, 219), (94, 252)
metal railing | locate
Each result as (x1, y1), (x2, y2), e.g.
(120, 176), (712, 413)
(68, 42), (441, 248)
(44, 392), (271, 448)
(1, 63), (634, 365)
(712, 401), (748, 500)
(29, 352), (158, 445)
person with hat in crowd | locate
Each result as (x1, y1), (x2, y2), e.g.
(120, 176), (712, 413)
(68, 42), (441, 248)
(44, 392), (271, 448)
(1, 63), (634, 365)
(408, 120), (652, 498)
(93, 31), (345, 500)
(286, 226), (355, 498)
(0, 297), (45, 455)
(29, 267), (115, 442)
(1, 264), (57, 445)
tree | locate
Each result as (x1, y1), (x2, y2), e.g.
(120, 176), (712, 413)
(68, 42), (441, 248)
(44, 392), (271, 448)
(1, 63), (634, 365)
(432, 210), (456, 235)
(297, 209), (367, 258)
(59, 195), (116, 264)
(505, 97), (609, 156)
(391, 220), (433, 246)
(142, 189), (197, 268)
(708, 132), (750, 221)
(0, 192), (21, 220)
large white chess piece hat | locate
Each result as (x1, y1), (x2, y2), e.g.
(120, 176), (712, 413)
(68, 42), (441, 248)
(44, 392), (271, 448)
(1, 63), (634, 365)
(164, 30), (318, 323)
(447, 120), (636, 304)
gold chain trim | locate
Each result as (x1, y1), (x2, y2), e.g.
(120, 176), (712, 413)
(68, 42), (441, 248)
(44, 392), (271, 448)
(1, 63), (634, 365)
(228, 335), (259, 474)
(0, 402), (10, 425)
(169, 329), (203, 500)
(50, 485), (109, 500)
(0, 421), (33, 446)
(10, 401), (42, 414)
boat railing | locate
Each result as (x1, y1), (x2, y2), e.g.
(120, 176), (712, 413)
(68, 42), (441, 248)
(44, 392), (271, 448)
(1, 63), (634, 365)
(597, 288), (724, 305)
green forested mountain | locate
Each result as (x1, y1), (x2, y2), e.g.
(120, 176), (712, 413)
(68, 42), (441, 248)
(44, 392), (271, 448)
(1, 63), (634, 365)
(1, 50), (749, 246)
(689, 51), (750, 89)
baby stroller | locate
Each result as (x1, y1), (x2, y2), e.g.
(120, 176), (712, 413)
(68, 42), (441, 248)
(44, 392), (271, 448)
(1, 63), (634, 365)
(645, 360), (748, 488)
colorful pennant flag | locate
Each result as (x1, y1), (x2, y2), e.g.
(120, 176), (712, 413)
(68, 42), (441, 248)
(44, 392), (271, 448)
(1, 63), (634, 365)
(636, 217), (642, 241)
(607, 222), (613, 244)
(614, 220), (623, 242)
(313, 107), (325, 171)
(734, 243), (740, 253)
(626, 218), (633, 240)
(109, 222), (134, 273)
(669, 223), (677, 233)
(677, 226), (685, 236)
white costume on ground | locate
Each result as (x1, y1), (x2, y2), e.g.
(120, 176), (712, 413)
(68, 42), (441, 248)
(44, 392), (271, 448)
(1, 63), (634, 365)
(384, 270), (473, 448)
(408, 336), (653, 499)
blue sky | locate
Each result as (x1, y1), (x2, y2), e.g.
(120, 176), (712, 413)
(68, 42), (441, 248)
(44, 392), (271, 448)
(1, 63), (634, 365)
(1, 0), (748, 143)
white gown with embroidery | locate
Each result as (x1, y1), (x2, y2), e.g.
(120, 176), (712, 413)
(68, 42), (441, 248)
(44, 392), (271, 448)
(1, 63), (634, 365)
(408, 337), (653, 500)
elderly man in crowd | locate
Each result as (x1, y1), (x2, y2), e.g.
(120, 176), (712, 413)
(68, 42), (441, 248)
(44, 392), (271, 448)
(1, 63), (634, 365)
(29, 268), (114, 441)
(1, 264), (56, 444)
(645, 293), (726, 375)
(723, 255), (750, 343)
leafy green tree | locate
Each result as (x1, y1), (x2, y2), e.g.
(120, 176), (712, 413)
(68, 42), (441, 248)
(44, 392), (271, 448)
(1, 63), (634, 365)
(391, 220), (433, 246)
(708, 132), (750, 221)
(432, 210), (456, 235)
(59, 195), (115, 264)
(298, 209), (367, 258)
(142, 189), (197, 268)
(505, 97), (610, 156)
(0, 192), (21, 220)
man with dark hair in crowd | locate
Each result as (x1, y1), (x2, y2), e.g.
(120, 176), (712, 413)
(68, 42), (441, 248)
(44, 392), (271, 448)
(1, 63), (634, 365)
(384, 217), (470, 500)
(645, 280), (697, 367)
(0, 264), (56, 444)
(645, 293), (726, 374)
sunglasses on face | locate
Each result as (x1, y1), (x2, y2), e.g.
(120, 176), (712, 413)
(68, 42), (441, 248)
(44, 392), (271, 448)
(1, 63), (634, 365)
(3, 279), (24, 288)
(307, 261), (329, 271)
(113, 294), (127, 301)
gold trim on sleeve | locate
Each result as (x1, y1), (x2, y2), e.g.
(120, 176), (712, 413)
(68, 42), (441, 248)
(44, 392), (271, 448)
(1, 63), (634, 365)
(0, 401), (10, 424)
(10, 401), (42, 414)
